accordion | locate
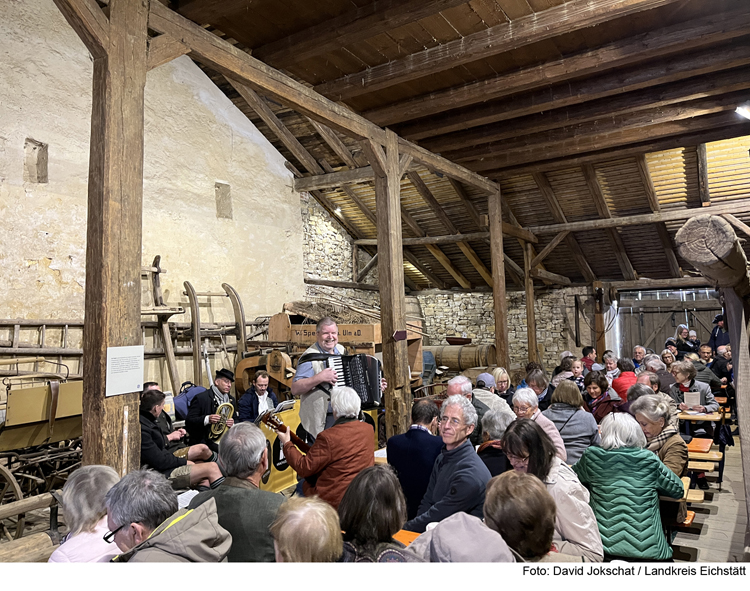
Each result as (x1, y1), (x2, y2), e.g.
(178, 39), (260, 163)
(326, 354), (382, 408)
(297, 351), (383, 408)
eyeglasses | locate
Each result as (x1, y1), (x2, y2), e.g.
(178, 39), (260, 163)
(438, 416), (464, 427)
(513, 405), (532, 414)
(103, 523), (128, 543)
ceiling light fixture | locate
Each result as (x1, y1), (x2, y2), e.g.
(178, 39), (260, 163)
(736, 106), (750, 120)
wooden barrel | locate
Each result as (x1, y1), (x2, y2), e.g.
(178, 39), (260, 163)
(424, 345), (496, 371)
(405, 296), (424, 322)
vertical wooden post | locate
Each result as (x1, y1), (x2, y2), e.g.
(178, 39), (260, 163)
(365, 130), (411, 438)
(57, 0), (149, 475)
(523, 242), (538, 363)
(352, 244), (359, 281)
(488, 191), (509, 369)
(593, 281), (606, 362)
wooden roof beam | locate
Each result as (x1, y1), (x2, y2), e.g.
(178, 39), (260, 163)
(425, 245), (471, 289)
(149, 1), (499, 196)
(533, 173), (597, 283)
(448, 179), (482, 229)
(697, 143), (712, 206)
(251, 0), (469, 68)
(52, 0), (109, 59)
(469, 111), (743, 173)
(530, 267), (572, 286)
(404, 250), (447, 290)
(722, 213), (750, 240)
(147, 34), (190, 71)
(492, 122), (750, 179)
(528, 199), (750, 235)
(367, 8), (750, 127)
(314, 0), (684, 100)
(531, 232), (570, 269)
(400, 42), (750, 141)
(424, 66), (750, 154)
(454, 93), (745, 166)
(406, 171), (459, 235)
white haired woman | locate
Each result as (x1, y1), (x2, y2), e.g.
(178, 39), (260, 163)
(278, 386), (374, 509)
(572, 413), (684, 562)
(48, 465), (122, 562)
(630, 394), (688, 526)
(512, 387), (567, 462)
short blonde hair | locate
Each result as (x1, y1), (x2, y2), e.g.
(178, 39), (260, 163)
(270, 497), (343, 562)
(551, 380), (584, 407)
(491, 367), (509, 385)
(61, 465), (119, 537)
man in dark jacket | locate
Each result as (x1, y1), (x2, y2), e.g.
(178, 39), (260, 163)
(708, 314), (730, 355)
(186, 368), (238, 452)
(403, 395), (492, 533)
(387, 399), (442, 520)
(238, 370), (279, 423)
(140, 389), (224, 489)
(142, 381), (186, 453)
(189, 422), (285, 562)
(445, 375), (489, 446)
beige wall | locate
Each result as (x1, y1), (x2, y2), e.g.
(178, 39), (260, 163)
(0, 1), (305, 386)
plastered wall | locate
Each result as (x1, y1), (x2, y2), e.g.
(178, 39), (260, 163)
(0, 0), (305, 387)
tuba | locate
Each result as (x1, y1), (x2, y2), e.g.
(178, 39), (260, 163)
(209, 402), (234, 442)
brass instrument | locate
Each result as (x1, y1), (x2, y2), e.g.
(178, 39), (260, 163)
(209, 402), (234, 442)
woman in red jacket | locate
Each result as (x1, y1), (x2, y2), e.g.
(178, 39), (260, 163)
(611, 357), (637, 402)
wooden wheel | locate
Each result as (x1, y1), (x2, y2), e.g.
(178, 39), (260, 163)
(0, 463), (25, 541)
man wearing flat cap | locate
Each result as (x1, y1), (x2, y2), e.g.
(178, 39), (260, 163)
(186, 368), (238, 452)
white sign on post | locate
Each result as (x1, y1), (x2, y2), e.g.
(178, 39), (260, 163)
(105, 345), (145, 397)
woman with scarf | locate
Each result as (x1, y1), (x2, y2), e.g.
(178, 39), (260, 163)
(629, 395), (688, 526)
(584, 371), (622, 424)
(602, 353), (620, 387)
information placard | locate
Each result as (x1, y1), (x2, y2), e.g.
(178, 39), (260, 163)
(105, 345), (144, 397)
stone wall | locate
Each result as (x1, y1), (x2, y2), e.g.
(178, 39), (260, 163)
(0, 1), (306, 386)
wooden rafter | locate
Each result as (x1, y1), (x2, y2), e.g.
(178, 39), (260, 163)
(406, 171), (459, 235)
(424, 66), (750, 153)
(581, 164), (637, 281)
(366, 8), (750, 127)
(400, 41), (750, 141)
(530, 232), (570, 269)
(314, 0), (683, 100)
(528, 199), (750, 235)
(532, 173), (596, 283)
(697, 143), (712, 206)
(251, 0), (469, 68)
(425, 245), (471, 289)
(147, 34), (189, 71)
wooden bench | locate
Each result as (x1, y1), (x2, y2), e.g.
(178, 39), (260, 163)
(0, 532), (58, 562)
(688, 461), (716, 472)
(687, 489), (705, 503)
(715, 397), (727, 405)
(686, 438), (712, 454)
(688, 450), (723, 462)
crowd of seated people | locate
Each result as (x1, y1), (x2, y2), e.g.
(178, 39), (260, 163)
(50, 339), (730, 564)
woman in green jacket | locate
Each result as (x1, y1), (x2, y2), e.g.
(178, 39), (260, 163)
(572, 413), (684, 562)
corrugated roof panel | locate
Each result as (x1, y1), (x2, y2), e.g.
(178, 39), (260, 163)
(618, 225), (672, 279)
(573, 231), (623, 280)
(595, 158), (653, 217)
(646, 148), (701, 211)
(706, 135), (750, 202)
(500, 174), (558, 227)
(545, 168), (600, 222)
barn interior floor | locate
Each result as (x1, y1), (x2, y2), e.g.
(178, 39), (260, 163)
(673, 436), (747, 562)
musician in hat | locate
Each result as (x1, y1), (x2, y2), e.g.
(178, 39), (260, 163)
(186, 368), (238, 452)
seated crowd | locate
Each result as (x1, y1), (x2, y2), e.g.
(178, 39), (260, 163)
(50, 339), (728, 563)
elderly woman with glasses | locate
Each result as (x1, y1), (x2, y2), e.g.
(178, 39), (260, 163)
(48, 466), (122, 562)
(512, 387), (567, 462)
(629, 394), (688, 525)
(572, 413), (684, 562)
(501, 419), (603, 562)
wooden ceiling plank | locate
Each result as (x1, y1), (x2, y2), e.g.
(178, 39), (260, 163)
(456, 242), (493, 287)
(697, 143), (712, 206)
(365, 8), (750, 126)
(530, 231), (570, 268)
(253, 0), (469, 68)
(425, 244), (472, 289)
(582, 164), (613, 219)
(314, 0), (684, 100)
(425, 66), (750, 153)
(607, 228), (638, 281)
(406, 171), (459, 235)
(401, 42), (750, 141)
(177, 0), (251, 23)
(528, 199), (750, 235)
(147, 34), (190, 71)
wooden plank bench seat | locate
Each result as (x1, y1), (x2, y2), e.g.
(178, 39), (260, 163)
(688, 461), (716, 472)
(687, 489), (705, 503)
(688, 450), (723, 462)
